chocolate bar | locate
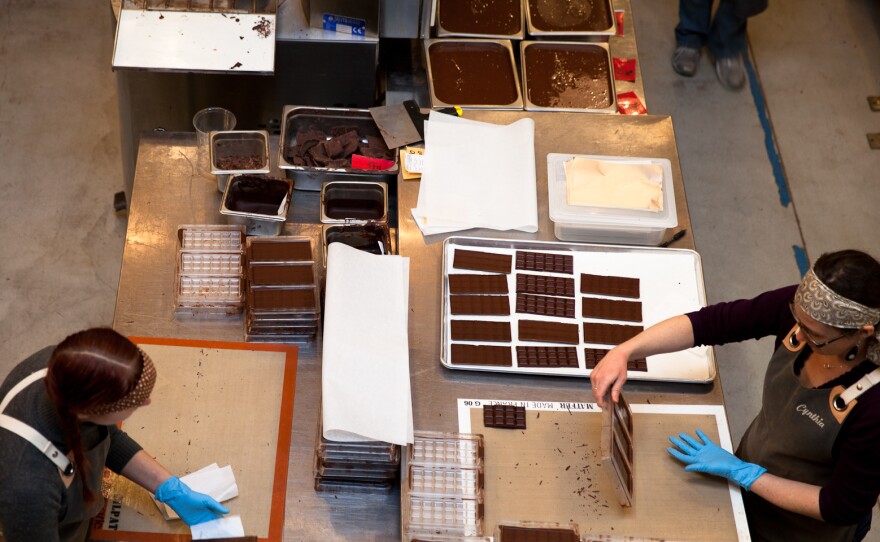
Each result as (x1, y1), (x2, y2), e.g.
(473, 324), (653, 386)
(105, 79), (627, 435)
(451, 320), (512, 342)
(518, 320), (579, 345)
(515, 251), (573, 274)
(248, 239), (312, 262)
(516, 273), (575, 297)
(581, 297), (642, 322)
(453, 249), (512, 274)
(583, 348), (648, 371)
(448, 274), (509, 295)
(516, 293), (575, 318)
(516, 346), (578, 368)
(497, 524), (579, 542)
(483, 405), (526, 429)
(582, 323), (642, 345)
(450, 295), (510, 316)
(450, 344), (513, 366)
(580, 273), (640, 298)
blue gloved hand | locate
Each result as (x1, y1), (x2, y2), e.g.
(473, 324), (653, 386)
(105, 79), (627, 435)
(667, 429), (767, 491)
(154, 476), (229, 526)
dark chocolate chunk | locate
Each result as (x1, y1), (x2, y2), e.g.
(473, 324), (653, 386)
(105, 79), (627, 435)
(515, 251), (573, 274)
(583, 348), (647, 371)
(581, 297), (642, 322)
(516, 346), (578, 368)
(516, 273), (575, 297)
(497, 524), (579, 542)
(453, 249), (512, 274)
(295, 129), (325, 146)
(516, 293), (575, 318)
(330, 125), (359, 138)
(428, 41), (519, 106)
(451, 320), (511, 342)
(524, 42), (612, 110)
(518, 320), (579, 345)
(526, 0), (613, 32)
(450, 344), (512, 366)
(483, 404), (526, 429)
(582, 322), (642, 345)
(450, 295), (510, 316)
(580, 273), (640, 298)
(448, 274), (509, 295)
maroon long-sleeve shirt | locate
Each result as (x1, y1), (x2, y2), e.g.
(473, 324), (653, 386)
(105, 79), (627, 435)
(686, 285), (880, 524)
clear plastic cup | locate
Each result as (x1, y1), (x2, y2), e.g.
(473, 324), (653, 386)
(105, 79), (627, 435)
(193, 107), (236, 175)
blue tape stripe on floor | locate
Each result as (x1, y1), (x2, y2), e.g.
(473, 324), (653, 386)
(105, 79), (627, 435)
(793, 245), (809, 276)
(743, 52), (790, 207)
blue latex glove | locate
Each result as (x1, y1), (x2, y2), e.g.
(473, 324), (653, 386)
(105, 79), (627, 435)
(154, 476), (229, 526)
(667, 429), (767, 491)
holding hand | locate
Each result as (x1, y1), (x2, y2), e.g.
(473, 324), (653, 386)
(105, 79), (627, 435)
(154, 476), (229, 526)
(667, 429), (766, 491)
(589, 346), (630, 409)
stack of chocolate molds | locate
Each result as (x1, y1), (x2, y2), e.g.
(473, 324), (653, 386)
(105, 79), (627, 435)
(600, 393), (634, 507)
(175, 225), (246, 316)
(405, 431), (485, 538)
(495, 521), (581, 542)
(313, 418), (401, 494)
(245, 236), (320, 343)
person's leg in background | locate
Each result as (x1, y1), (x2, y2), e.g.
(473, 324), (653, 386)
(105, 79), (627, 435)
(707, 0), (749, 90)
(672, 0), (715, 76)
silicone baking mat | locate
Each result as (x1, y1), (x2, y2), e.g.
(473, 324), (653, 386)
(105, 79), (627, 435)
(441, 236), (716, 383)
(458, 400), (749, 541)
(89, 337), (297, 541)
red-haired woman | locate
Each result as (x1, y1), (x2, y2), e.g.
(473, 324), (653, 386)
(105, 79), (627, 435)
(0, 328), (228, 541)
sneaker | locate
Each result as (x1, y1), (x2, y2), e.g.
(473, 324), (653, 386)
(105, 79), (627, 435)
(671, 46), (700, 77)
(715, 55), (746, 90)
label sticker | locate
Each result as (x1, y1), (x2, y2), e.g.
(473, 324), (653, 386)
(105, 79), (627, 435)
(322, 13), (366, 35)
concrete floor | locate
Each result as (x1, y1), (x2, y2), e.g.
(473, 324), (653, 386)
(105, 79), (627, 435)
(0, 0), (878, 538)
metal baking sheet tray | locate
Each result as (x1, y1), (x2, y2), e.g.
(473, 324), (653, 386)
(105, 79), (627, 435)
(440, 236), (716, 383)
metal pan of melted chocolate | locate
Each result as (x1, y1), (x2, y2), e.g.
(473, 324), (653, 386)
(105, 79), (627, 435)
(525, 0), (614, 34)
(521, 41), (615, 112)
(426, 39), (522, 108)
(437, 0), (524, 38)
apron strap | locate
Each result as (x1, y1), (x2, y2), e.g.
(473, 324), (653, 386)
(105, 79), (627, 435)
(0, 368), (74, 475)
(834, 367), (880, 411)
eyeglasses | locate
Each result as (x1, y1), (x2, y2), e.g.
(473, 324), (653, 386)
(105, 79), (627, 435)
(788, 302), (855, 348)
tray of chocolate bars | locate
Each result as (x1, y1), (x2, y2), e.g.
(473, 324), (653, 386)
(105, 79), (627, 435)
(440, 237), (716, 383)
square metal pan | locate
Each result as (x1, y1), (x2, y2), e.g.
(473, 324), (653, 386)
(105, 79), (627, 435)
(435, 0), (524, 40)
(320, 180), (388, 224)
(520, 41), (617, 114)
(210, 130), (271, 193)
(524, 0), (616, 38)
(424, 39), (524, 110)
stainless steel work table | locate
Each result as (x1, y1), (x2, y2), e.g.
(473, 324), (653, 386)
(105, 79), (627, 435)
(113, 112), (723, 541)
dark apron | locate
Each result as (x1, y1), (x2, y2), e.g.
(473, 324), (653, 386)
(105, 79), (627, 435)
(59, 433), (111, 542)
(738, 338), (858, 542)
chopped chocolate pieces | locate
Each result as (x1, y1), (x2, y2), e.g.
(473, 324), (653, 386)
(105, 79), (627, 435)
(515, 251), (574, 274)
(331, 125), (359, 137)
(453, 249), (512, 274)
(516, 293), (575, 318)
(215, 154), (264, 170)
(296, 129), (325, 146)
(581, 297), (643, 322)
(451, 320), (512, 342)
(516, 346), (578, 368)
(518, 320), (579, 345)
(285, 127), (395, 168)
(483, 405), (526, 429)
(451, 344), (512, 366)
(582, 322), (642, 345)
(450, 295), (510, 316)
(516, 273), (575, 297)
(583, 348), (647, 371)
(497, 524), (579, 542)
(448, 274), (509, 295)
(580, 273), (640, 298)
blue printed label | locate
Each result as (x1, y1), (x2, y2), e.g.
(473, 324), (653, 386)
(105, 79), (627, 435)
(322, 13), (366, 36)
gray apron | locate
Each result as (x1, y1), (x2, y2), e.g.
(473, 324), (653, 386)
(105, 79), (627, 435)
(738, 334), (858, 542)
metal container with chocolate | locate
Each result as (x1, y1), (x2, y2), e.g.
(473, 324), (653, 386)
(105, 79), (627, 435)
(320, 180), (392, 261)
(278, 106), (399, 192)
(524, 0), (616, 38)
(520, 41), (616, 113)
(436, 0), (524, 39)
(425, 39), (523, 110)
(209, 130), (271, 193)
(220, 175), (293, 236)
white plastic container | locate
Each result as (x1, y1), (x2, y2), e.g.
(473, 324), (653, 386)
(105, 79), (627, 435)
(547, 153), (677, 246)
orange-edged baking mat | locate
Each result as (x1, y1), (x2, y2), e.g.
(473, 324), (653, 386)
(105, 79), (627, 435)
(89, 337), (297, 542)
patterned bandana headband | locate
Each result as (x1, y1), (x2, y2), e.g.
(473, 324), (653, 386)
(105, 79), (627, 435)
(82, 348), (157, 415)
(795, 268), (880, 363)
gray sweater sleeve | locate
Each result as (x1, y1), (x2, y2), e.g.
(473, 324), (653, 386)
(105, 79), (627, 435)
(106, 425), (144, 473)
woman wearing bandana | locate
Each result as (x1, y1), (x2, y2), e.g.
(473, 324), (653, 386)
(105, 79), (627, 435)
(590, 250), (880, 542)
(0, 328), (228, 542)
